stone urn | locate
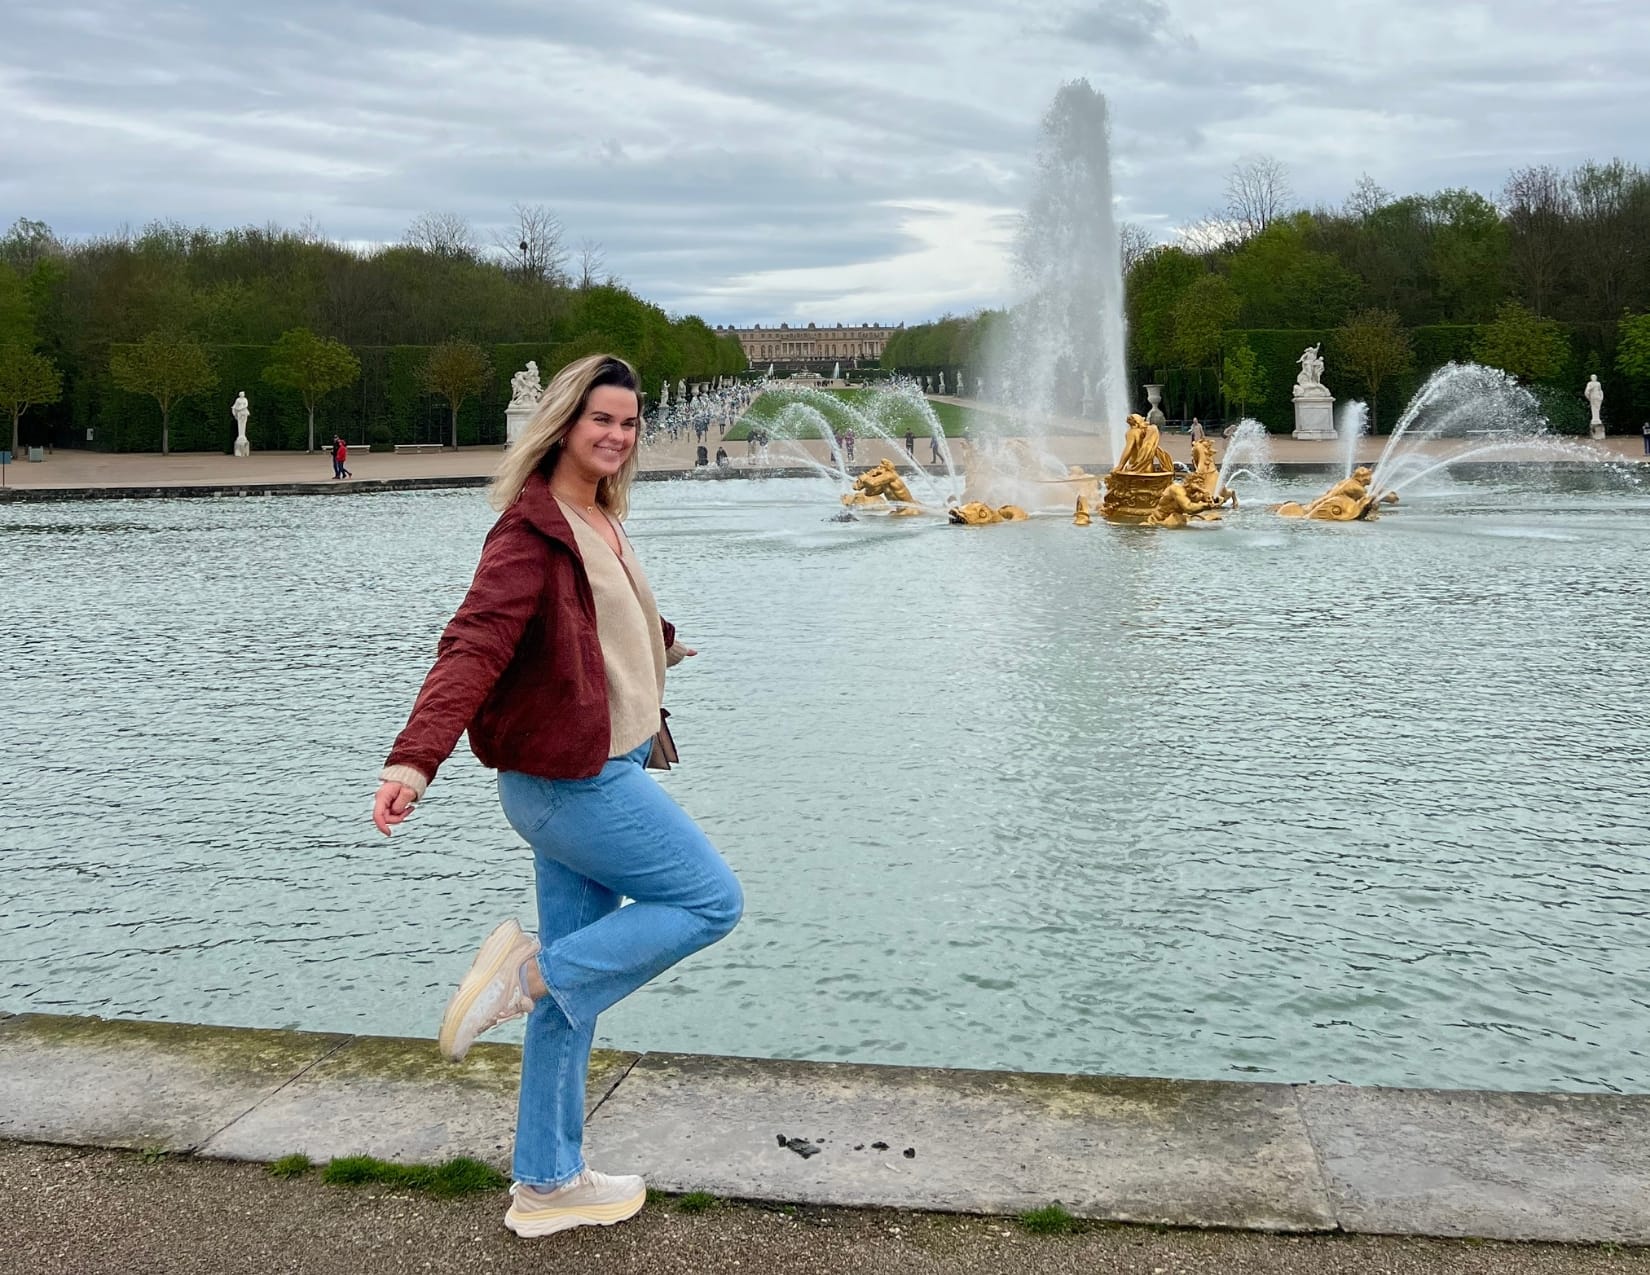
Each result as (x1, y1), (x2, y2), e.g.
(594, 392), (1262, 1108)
(1144, 383), (1167, 428)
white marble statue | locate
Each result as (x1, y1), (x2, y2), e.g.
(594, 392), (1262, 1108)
(230, 391), (251, 457)
(938, 372), (946, 395)
(1585, 375), (1605, 437)
(1290, 345), (1336, 440)
(1294, 344), (1326, 393)
(509, 361), (543, 407)
(677, 378), (688, 403)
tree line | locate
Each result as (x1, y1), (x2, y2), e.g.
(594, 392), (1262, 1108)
(883, 157), (1650, 433)
(0, 208), (746, 453)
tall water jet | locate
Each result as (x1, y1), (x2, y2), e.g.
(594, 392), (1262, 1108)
(989, 79), (1130, 465)
(1336, 401), (1368, 478)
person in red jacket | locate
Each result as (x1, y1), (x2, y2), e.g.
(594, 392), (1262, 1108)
(373, 353), (742, 1238)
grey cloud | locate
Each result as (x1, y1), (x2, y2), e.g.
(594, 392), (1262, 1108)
(4, 0), (1647, 322)
(1056, 0), (1187, 52)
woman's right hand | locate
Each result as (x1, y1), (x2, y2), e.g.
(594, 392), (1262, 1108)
(373, 782), (419, 836)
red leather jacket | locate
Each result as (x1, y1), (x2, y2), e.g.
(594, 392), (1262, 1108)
(383, 470), (676, 784)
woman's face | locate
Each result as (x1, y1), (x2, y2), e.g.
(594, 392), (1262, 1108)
(561, 385), (640, 479)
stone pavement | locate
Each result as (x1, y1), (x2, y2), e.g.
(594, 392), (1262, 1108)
(2, 417), (1642, 500)
(1, 1013), (1645, 1249)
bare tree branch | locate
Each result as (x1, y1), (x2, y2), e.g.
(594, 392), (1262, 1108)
(494, 204), (568, 283)
(1344, 173), (1392, 220)
(1117, 221), (1155, 275)
(1173, 214), (1241, 255)
(1224, 154), (1294, 239)
(575, 237), (607, 290)
(403, 211), (478, 260)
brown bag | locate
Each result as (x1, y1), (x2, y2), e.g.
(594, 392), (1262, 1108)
(645, 711), (679, 771)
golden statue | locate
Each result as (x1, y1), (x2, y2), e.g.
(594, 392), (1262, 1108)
(1073, 495), (1092, 526)
(1099, 413), (1184, 522)
(947, 502), (1029, 526)
(1276, 466), (1400, 521)
(1182, 437), (1238, 510)
(843, 458), (923, 516)
(1115, 413), (1174, 475)
(1144, 480), (1224, 528)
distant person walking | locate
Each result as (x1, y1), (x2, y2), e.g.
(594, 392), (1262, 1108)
(1642, 422), (1650, 455)
(373, 354), (741, 1239)
(330, 435), (351, 479)
(1189, 418), (1206, 444)
(929, 433), (941, 464)
(904, 428), (915, 456)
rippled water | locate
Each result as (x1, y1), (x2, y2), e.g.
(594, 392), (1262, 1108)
(4, 469), (1648, 1094)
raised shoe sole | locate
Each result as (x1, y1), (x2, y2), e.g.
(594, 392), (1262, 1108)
(437, 918), (527, 1062)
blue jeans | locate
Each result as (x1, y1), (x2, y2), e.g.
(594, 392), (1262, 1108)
(497, 740), (743, 1189)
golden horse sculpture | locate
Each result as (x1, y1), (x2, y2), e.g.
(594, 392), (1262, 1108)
(1183, 439), (1238, 510)
(1276, 466), (1400, 521)
(1073, 495), (1092, 526)
(948, 501), (1029, 526)
(1102, 414), (1229, 526)
(843, 458), (924, 516)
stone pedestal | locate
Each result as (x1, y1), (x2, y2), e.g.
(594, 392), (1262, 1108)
(1589, 422), (1606, 441)
(1292, 388), (1337, 441)
(233, 436), (250, 458)
(505, 403), (535, 447)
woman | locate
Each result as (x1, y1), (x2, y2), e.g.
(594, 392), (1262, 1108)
(373, 354), (743, 1238)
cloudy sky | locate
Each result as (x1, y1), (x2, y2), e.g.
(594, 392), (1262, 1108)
(3, 1), (1643, 325)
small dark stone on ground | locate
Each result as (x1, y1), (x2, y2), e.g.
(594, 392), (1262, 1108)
(782, 1138), (821, 1159)
(903, 1148), (916, 1159)
(871, 1141), (889, 1151)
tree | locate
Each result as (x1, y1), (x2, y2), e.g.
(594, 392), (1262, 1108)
(1615, 312), (1650, 390)
(0, 345), (62, 454)
(1502, 166), (1570, 315)
(420, 340), (492, 447)
(1472, 301), (1567, 382)
(1224, 154), (1293, 240)
(0, 264), (33, 347)
(1171, 273), (1239, 367)
(494, 203), (567, 283)
(1334, 309), (1415, 431)
(261, 327), (362, 451)
(403, 211), (478, 260)
(1117, 221), (1155, 275)
(1219, 338), (1264, 419)
(1344, 174), (1391, 220)
(109, 332), (217, 455)
(575, 238), (607, 290)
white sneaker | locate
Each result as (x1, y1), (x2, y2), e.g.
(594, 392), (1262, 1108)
(505, 1169), (647, 1236)
(437, 918), (540, 1062)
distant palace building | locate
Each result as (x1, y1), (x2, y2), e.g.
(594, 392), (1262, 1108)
(715, 321), (902, 371)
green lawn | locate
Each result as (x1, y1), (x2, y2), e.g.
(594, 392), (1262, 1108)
(724, 388), (984, 441)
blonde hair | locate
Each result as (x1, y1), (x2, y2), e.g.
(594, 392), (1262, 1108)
(490, 353), (643, 517)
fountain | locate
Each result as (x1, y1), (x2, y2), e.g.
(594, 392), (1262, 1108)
(1274, 363), (1562, 521)
(987, 79), (1130, 467)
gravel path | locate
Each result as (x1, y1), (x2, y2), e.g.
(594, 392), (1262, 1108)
(4, 1141), (1644, 1275)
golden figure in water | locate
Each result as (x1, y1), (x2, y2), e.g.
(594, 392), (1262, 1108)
(1183, 437), (1238, 510)
(1073, 495), (1092, 526)
(948, 501), (1029, 526)
(1276, 466), (1399, 521)
(843, 458), (923, 515)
